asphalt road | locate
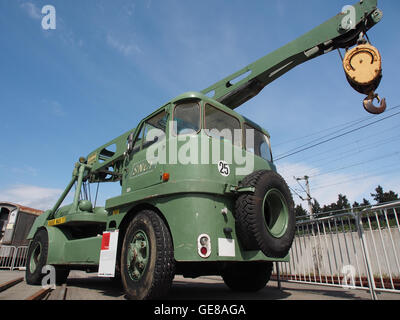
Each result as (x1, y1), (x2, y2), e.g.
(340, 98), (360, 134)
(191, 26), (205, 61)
(64, 271), (399, 300)
(1, 270), (399, 300)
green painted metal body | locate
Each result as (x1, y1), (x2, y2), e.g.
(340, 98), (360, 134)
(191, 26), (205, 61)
(45, 226), (102, 265)
(27, 0), (383, 270)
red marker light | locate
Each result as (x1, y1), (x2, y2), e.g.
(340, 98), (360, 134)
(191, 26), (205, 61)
(162, 173), (170, 182)
(198, 234), (211, 258)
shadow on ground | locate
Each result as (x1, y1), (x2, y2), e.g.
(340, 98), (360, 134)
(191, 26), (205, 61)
(167, 280), (291, 300)
(63, 274), (384, 300)
(65, 275), (291, 300)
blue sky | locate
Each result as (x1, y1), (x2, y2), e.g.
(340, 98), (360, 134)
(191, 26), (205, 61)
(0, 0), (399, 210)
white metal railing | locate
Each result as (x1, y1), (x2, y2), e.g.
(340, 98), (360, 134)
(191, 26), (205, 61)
(0, 246), (16, 270)
(11, 246), (28, 270)
(0, 245), (28, 270)
(274, 200), (400, 300)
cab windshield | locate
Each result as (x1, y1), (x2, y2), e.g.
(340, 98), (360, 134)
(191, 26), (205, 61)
(173, 102), (201, 135)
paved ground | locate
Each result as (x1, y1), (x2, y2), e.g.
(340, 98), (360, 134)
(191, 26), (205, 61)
(0, 270), (44, 300)
(0, 270), (399, 300)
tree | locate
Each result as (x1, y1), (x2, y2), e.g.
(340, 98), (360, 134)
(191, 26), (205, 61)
(352, 198), (371, 213)
(337, 194), (351, 211)
(371, 186), (399, 204)
(322, 194), (351, 215)
(312, 199), (321, 215)
(361, 198), (371, 207)
(295, 204), (308, 218)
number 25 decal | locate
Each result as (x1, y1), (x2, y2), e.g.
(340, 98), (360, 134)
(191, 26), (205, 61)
(218, 161), (230, 177)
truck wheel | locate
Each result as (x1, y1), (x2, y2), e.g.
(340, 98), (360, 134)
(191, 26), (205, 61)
(222, 262), (273, 292)
(26, 230), (70, 285)
(121, 210), (175, 300)
(235, 170), (295, 258)
(26, 229), (48, 285)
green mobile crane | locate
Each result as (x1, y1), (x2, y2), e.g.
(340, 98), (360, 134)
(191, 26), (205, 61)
(25, 0), (385, 299)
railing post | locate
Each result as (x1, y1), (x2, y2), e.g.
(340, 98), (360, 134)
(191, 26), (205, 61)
(10, 246), (18, 270)
(276, 262), (282, 290)
(355, 211), (378, 300)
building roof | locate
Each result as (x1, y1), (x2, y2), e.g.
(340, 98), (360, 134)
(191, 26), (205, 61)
(0, 202), (44, 216)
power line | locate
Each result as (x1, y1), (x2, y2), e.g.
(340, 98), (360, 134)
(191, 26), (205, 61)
(274, 112), (374, 147)
(288, 185), (305, 201)
(278, 132), (400, 179)
(306, 134), (400, 170)
(309, 150), (400, 178)
(276, 114), (375, 156)
(275, 106), (400, 162)
(294, 175), (314, 218)
(274, 104), (400, 148)
(294, 176), (310, 197)
(277, 124), (400, 166)
(301, 128), (400, 166)
(309, 162), (400, 191)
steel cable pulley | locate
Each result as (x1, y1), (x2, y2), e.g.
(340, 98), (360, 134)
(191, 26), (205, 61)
(342, 41), (386, 114)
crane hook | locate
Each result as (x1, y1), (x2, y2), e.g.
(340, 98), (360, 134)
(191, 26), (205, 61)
(363, 91), (386, 115)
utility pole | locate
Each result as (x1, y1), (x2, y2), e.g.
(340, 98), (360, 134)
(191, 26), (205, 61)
(295, 176), (314, 220)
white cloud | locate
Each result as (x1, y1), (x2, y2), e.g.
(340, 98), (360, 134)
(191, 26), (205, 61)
(40, 99), (66, 117)
(20, 4), (84, 49)
(20, 2), (41, 20)
(0, 184), (66, 210)
(106, 34), (142, 57)
(49, 100), (66, 117)
(11, 165), (39, 177)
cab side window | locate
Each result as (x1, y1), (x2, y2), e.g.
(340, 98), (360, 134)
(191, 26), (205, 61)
(131, 125), (144, 154)
(204, 104), (241, 147)
(132, 110), (167, 154)
(244, 124), (272, 162)
(143, 111), (167, 149)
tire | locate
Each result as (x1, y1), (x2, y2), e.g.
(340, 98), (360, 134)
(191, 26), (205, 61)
(26, 230), (70, 285)
(26, 229), (49, 285)
(222, 262), (273, 292)
(235, 170), (295, 258)
(121, 210), (175, 300)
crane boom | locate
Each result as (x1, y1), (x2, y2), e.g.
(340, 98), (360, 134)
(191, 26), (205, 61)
(201, 0), (383, 110)
(82, 0), (384, 185)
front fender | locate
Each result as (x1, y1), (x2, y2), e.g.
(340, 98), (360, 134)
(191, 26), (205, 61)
(45, 226), (69, 265)
(26, 210), (52, 240)
(26, 224), (68, 265)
